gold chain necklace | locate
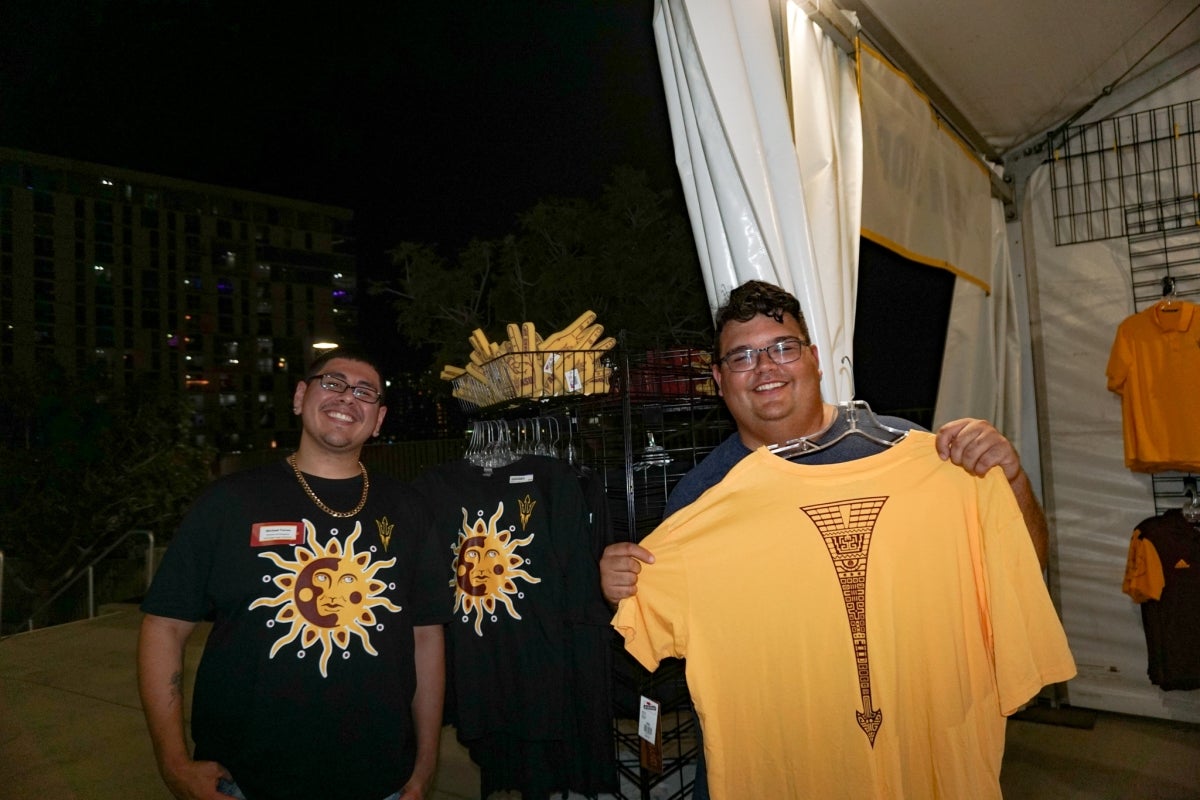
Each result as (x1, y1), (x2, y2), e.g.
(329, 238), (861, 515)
(288, 453), (369, 518)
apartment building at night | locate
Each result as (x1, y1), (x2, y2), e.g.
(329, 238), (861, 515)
(0, 146), (357, 451)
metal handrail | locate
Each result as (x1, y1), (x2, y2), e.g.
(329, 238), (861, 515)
(22, 529), (155, 632)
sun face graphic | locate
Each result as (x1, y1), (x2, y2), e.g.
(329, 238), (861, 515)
(249, 519), (400, 677)
(453, 501), (541, 636)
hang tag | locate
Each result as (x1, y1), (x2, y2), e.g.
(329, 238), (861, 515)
(638, 695), (663, 774)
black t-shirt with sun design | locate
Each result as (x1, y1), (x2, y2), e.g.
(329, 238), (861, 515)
(143, 459), (452, 800)
(411, 455), (616, 798)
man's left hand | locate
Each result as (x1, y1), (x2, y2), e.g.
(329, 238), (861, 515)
(935, 418), (1020, 482)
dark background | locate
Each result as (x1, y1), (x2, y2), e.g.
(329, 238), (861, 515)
(0, 1), (676, 269)
(0, 0), (948, 418)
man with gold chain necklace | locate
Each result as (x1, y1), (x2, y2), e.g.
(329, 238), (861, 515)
(138, 347), (451, 800)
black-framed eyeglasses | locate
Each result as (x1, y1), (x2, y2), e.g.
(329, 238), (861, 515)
(304, 374), (383, 404)
(718, 337), (810, 372)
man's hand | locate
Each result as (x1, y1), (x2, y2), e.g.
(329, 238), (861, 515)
(935, 418), (1020, 481)
(600, 541), (656, 606)
(935, 417), (1049, 570)
(159, 756), (231, 800)
(398, 779), (428, 800)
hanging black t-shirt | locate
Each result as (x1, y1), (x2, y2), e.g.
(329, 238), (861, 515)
(1127, 509), (1200, 690)
(142, 460), (451, 800)
(412, 455), (615, 798)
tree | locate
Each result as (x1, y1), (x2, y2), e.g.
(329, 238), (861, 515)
(0, 366), (215, 628)
(372, 167), (713, 387)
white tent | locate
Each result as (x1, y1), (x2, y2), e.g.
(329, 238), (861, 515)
(654, 0), (1200, 722)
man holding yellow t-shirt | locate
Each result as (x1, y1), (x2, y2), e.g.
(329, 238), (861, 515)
(602, 280), (1073, 799)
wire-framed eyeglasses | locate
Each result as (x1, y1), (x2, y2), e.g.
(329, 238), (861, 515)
(718, 337), (810, 372)
(304, 374), (383, 404)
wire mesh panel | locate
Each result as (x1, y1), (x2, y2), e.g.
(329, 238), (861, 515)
(1128, 226), (1200, 310)
(1151, 473), (1200, 517)
(1049, 98), (1200, 246)
(1051, 98), (1200, 523)
(576, 351), (731, 799)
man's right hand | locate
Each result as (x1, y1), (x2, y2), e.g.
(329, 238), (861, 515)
(160, 756), (231, 800)
(600, 541), (656, 606)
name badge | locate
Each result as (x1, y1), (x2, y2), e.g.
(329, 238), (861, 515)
(250, 522), (303, 547)
(509, 474), (534, 484)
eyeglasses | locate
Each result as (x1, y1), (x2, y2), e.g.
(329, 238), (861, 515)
(719, 337), (810, 372)
(304, 374), (383, 404)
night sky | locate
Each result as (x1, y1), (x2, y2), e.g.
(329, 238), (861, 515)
(1, 0), (677, 275)
(1, 1), (945, 414)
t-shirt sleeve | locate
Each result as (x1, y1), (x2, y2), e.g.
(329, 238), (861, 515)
(610, 523), (689, 672)
(979, 471), (1077, 715)
(140, 483), (227, 621)
(1105, 324), (1130, 394)
(404, 487), (455, 626)
(1122, 527), (1164, 603)
(548, 468), (612, 626)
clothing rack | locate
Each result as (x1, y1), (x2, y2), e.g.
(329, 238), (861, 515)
(462, 343), (731, 800)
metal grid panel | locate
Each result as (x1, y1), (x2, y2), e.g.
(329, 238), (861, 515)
(1151, 473), (1200, 517)
(1127, 226), (1200, 310)
(1049, 99), (1200, 246)
(1049, 98), (1200, 513)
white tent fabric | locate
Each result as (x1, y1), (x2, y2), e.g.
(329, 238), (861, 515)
(1025, 164), (1200, 723)
(1023, 72), (1200, 722)
(655, 0), (1015, 416)
(858, 44), (993, 293)
(932, 199), (1022, 439)
(841, 0), (1200, 156)
(783, 3), (862, 399)
(653, 0), (861, 401)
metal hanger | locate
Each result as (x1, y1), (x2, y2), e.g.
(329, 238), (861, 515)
(1159, 275), (1181, 311)
(465, 419), (519, 468)
(1183, 476), (1200, 525)
(768, 356), (908, 460)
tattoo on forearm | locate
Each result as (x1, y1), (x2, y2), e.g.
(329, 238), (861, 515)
(169, 670), (183, 704)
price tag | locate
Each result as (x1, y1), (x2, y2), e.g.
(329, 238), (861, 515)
(638, 695), (663, 774)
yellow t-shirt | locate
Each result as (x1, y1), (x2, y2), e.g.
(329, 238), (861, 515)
(612, 433), (1076, 800)
(1106, 300), (1200, 473)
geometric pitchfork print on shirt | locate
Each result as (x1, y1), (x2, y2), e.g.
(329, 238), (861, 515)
(801, 496), (889, 746)
(249, 519), (401, 679)
(452, 501), (541, 636)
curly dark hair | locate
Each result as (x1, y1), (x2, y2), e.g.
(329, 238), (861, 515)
(712, 280), (811, 359)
